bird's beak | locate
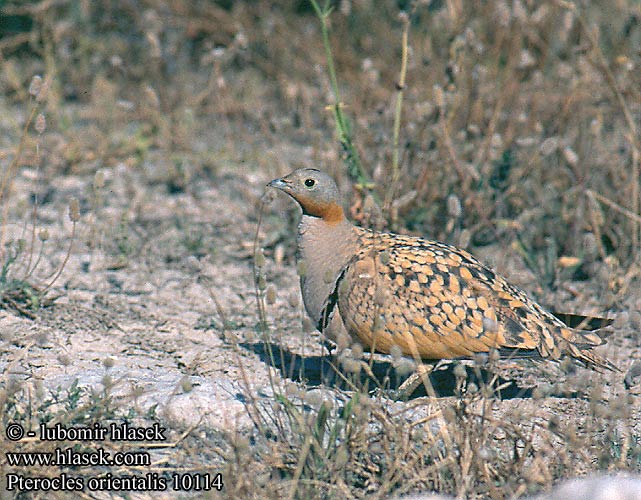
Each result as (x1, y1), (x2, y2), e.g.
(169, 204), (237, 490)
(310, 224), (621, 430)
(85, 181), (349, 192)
(267, 177), (291, 190)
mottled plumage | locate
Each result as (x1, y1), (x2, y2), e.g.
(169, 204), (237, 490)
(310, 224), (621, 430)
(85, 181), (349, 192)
(269, 168), (617, 372)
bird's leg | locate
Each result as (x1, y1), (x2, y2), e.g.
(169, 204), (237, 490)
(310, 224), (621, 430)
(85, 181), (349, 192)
(321, 337), (336, 356)
(316, 334), (338, 386)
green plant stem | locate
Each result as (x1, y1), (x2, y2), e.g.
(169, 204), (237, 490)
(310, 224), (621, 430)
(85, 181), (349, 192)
(385, 15), (411, 214)
(310, 0), (369, 188)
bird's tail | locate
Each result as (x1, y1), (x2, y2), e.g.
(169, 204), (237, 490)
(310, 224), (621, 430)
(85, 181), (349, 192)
(560, 327), (620, 372)
(552, 312), (614, 332)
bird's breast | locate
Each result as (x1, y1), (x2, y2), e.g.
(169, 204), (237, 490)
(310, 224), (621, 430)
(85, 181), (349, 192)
(297, 216), (357, 325)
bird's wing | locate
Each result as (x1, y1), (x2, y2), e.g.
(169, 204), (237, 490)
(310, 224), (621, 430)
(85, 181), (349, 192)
(336, 232), (609, 367)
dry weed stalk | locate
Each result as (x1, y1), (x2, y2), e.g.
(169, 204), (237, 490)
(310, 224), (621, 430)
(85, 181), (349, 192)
(557, 0), (641, 259)
(0, 74), (79, 317)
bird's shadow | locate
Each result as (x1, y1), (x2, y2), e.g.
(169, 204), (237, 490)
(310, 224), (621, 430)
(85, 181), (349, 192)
(239, 342), (572, 400)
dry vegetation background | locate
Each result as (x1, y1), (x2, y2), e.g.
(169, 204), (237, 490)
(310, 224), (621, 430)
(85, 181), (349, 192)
(1, 0), (641, 499)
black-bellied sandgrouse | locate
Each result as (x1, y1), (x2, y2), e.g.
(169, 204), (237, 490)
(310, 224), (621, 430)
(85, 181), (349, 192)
(268, 168), (618, 376)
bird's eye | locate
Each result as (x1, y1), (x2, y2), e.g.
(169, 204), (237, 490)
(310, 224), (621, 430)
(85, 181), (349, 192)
(304, 178), (315, 188)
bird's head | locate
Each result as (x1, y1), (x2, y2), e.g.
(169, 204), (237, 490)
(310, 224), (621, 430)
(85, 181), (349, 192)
(268, 168), (345, 224)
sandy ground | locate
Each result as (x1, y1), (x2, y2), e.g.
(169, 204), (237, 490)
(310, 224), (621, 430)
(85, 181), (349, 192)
(1, 124), (641, 498)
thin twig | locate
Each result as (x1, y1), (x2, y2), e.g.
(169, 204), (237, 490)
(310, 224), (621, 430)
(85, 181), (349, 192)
(204, 278), (265, 432)
(41, 220), (75, 293)
(439, 105), (480, 186)
(0, 103), (38, 261)
(286, 435), (313, 500)
(586, 189), (641, 225)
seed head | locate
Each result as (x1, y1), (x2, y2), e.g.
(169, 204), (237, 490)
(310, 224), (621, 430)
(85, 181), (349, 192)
(453, 363), (467, 380)
(36, 79), (49, 102)
(34, 113), (46, 134)
(254, 249), (266, 268)
(265, 284), (277, 304)
(483, 317), (499, 334)
(93, 170), (105, 190)
(394, 359), (415, 377)
(180, 377), (193, 393)
(562, 146), (579, 167)
(458, 229), (471, 248)
(447, 194), (462, 218)
(287, 291), (300, 308)
(69, 197), (80, 222)
(433, 84), (445, 108)
(102, 356), (115, 369)
(57, 354), (71, 366)
(273, 244), (284, 265)
(351, 343), (363, 359)
(28, 75), (43, 97)
(335, 331), (350, 350)
(303, 389), (324, 408)
(373, 287), (387, 306)
(340, 357), (361, 375)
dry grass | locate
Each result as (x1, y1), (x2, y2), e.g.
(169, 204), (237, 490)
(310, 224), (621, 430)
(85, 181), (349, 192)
(1, 0), (640, 499)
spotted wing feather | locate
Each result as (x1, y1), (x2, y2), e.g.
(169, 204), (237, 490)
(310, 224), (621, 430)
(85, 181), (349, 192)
(336, 229), (615, 371)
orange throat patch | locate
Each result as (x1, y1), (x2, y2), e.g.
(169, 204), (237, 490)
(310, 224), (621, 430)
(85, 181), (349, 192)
(298, 196), (344, 224)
